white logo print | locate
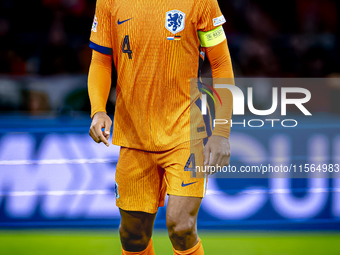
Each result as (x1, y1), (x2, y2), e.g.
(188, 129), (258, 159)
(165, 10), (186, 34)
(92, 15), (98, 32)
(213, 15), (226, 26)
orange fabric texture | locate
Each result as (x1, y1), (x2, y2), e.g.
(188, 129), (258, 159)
(115, 139), (206, 214)
(88, 0), (226, 151)
(205, 39), (234, 138)
(173, 239), (204, 255)
(121, 239), (155, 255)
(88, 50), (112, 118)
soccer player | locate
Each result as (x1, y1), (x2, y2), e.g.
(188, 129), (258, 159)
(87, 0), (234, 254)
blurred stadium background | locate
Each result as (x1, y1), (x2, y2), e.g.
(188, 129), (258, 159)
(0, 0), (340, 254)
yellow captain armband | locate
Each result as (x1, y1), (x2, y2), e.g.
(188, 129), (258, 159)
(198, 26), (226, 48)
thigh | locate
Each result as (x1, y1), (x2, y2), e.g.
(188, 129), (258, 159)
(166, 195), (202, 223)
(120, 209), (157, 237)
(119, 209), (157, 251)
(115, 147), (166, 214)
(160, 139), (207, 198)
(166, 195), (202, 251)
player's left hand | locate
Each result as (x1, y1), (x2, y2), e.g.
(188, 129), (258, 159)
(204, 135), (230, 175)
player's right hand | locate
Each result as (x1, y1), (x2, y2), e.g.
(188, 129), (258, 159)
(89, 112), (112, 147)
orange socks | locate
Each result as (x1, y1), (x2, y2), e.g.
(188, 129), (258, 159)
(173, 239), (204, 255)
(121, 238), (155, 255)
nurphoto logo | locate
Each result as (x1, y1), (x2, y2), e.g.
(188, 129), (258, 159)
(201, 84), (312, 128)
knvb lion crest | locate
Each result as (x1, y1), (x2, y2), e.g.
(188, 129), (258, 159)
(165, 10), (185, 34)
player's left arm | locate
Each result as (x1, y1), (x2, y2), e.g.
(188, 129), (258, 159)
(196, 0), (234, 172)
(202, 32), (234, 171)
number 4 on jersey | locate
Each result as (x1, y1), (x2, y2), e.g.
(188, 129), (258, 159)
(185, 153), (197, 177)
(122, 35), (133, 59)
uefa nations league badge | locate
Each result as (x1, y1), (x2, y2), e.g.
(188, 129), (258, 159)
(165, 10), (185, 34)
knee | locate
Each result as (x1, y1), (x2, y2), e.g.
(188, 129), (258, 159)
(119, 224), (150, 252)
(167, 217), (197, 243)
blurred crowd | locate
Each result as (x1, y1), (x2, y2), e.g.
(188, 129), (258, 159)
(0, 0), (339, 77)
(223, 0), (339, 77)
(0, 0), (96, 75)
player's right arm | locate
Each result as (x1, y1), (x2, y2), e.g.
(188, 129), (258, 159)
(88, 50), (112, 147)
(88, 0), (113, 147)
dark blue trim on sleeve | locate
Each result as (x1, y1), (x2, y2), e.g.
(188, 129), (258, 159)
(89, 41), (113, 56)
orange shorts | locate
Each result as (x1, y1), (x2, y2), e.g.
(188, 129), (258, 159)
(114, 139), (207, 214)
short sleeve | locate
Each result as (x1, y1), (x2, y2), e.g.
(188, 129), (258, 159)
(197, 0), (226, 32)
(89, 0), (113, 55)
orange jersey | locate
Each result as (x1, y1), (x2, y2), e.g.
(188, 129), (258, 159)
(90, 0), (226, 151)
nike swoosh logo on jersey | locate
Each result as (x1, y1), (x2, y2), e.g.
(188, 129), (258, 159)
(118, 18), (133, 25)
(181, 181), (198, 187)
